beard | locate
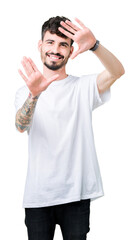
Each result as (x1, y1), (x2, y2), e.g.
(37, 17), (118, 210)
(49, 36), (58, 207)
(42, 52), (70, 71)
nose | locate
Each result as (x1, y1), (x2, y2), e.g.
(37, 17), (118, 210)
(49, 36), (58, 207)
(52, 44), (60, 54)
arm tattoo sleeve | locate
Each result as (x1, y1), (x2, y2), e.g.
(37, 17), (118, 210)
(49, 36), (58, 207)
(15, 93), (39, 132)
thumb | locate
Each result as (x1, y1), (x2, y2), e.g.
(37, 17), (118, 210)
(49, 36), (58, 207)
(48, 74), (59, 84)
(70, 49), (80, 60)
(42, 74), (59, 89)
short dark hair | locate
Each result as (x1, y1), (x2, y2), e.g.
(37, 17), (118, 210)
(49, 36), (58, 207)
(41, 16), (74, 46)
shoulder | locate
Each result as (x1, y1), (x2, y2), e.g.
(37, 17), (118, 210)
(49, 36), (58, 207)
(79, 73), (98, 80)
(77, 73), (99, 89)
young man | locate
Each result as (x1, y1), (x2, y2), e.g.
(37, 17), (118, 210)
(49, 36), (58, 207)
(15, 16), (125, 240)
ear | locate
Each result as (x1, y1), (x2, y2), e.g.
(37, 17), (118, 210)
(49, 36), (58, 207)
(38, 40), (42, 52)
(69, 46), (74, 57)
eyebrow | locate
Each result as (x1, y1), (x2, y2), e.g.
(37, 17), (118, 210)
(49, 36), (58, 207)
(45, 39), (70, 47)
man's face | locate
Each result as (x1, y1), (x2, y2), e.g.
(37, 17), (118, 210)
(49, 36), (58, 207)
(39, 31), (73, 71)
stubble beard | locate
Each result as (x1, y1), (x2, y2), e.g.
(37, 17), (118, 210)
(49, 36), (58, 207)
(42, 52), (70, 71)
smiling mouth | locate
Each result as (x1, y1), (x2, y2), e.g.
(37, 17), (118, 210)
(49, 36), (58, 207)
(47, 54), (64, 61)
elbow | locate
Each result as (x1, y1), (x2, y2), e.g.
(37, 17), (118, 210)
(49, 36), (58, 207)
(18, 128), (25, 133)
(116, 65), (125, 79)
(120, 66), (125, 76)
(15, 122), (26, 133)
(112, 67), (125, 81)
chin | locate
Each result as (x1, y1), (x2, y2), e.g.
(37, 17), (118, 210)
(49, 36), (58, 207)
(44, 62), (63, 71)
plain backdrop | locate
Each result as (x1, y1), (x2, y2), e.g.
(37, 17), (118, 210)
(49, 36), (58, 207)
(0, 0), (139, 239)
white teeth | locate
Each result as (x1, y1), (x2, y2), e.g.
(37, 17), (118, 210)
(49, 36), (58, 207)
(49, 55), (61, 60)
(52, 56), (59, 59)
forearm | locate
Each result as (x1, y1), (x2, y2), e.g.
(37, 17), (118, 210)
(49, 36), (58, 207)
(15, 93), (39, 133)
(93, 43), (125, 77)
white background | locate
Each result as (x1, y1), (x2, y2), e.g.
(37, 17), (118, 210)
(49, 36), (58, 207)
(0, 0), (139, 239)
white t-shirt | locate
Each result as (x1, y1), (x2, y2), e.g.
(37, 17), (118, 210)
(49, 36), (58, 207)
(14, 74), (111, 208)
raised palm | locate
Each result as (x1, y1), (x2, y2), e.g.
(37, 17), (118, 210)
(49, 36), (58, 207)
(18, 57), (59, 97)
(58, 17), (96, 59)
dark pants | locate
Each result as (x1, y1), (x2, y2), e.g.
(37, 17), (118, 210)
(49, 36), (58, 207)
(25, 199), (91, 240)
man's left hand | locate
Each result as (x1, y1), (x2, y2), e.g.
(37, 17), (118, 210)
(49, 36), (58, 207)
(59, 17), (96, 59)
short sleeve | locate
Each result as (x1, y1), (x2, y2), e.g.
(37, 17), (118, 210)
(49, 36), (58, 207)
(89, 73), (111, 111)
(14, 85), (29, 113)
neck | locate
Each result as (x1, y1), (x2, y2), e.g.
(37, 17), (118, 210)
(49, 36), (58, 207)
(43, 65), (68, 80)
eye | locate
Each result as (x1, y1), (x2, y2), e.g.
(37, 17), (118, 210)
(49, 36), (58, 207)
(46, 40), (54, 45)
(47, 41), (53, 45)
(61, 43), (68, 48)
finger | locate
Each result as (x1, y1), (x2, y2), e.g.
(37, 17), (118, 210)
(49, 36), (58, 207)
(18, 69), (28, 83)
(70, 52), (78, 59)
(70, 49), (81, 59)
(24, 57), (36, 74)
(21, 57), (34, 77)
(58, 27), (74, 40)
(74, 17), (86, 28)
(65, 20), (80, 31)
(28, 58), (39, 72)
(48, 74), (59, 84)
(42, 74), (59, 89)
(60, 21), (77, 34)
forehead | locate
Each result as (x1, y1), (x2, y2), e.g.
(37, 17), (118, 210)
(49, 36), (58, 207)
(43, 31), (71, 45)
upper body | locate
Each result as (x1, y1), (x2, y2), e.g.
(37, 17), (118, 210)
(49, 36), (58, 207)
(15, 16), (125, 207)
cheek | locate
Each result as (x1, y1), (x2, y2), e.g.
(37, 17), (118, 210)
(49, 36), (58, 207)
(41, 45), (47, 53)
(66, 50), (72, 58)
(41, 44), (52, 53)
(63, 49), (71, 57)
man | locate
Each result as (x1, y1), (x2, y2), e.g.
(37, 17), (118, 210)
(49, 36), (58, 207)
(15, 16), (125, 240)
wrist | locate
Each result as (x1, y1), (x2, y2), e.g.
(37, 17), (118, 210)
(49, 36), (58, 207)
(28, 92), (40, 100)
(89, 40), (100, 51)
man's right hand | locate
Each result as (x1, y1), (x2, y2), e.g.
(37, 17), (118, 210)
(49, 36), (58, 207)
(18, 56), (59, 98)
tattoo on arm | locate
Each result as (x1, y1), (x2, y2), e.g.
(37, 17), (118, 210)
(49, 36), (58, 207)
(15, 93), (39, 132)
